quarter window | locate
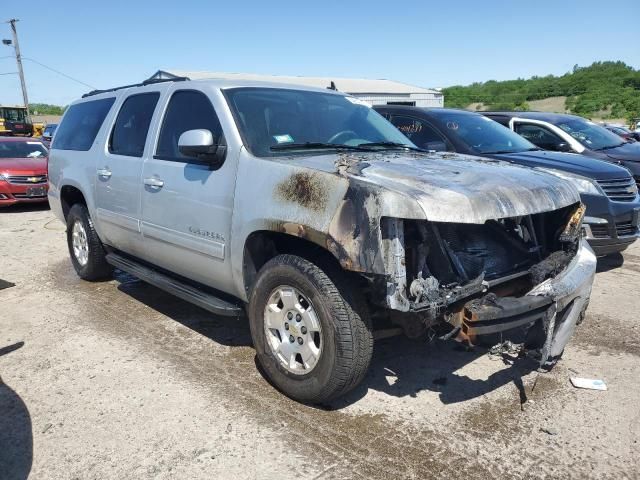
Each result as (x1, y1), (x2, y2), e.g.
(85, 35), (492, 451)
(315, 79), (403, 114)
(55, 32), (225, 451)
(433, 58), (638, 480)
(109, 93), (160, 157)
(52, 98), (115, 151)
(156, 90), (223, 162)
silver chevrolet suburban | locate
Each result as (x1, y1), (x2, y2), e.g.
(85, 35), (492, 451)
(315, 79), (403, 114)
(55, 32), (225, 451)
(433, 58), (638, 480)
(48, 77), (597, 403)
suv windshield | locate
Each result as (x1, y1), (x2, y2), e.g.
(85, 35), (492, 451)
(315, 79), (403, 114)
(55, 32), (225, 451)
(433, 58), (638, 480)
(435, 112), (535, 154)
(0, 141), (48, 159)
(224, 87), (414, 156)
(557, 119), (624, 150)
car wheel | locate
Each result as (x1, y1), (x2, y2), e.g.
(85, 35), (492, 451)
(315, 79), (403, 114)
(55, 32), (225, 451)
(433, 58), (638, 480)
(248, 254), (373, 404)
(66, 203), (113, 281)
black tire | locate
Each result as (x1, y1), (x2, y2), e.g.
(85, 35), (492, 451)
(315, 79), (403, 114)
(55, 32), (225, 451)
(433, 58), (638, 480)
(66, 203), (113, 281)
(248, 254), (373, 404)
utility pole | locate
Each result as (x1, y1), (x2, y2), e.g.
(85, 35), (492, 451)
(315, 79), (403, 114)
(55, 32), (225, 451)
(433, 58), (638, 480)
(6, 19), (30, 116)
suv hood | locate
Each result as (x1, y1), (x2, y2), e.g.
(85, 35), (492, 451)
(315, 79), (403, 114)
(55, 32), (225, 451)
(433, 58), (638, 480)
(287, 151), (579, 224)
(602, 141), (640, 162)
(490, 150), (631, 181)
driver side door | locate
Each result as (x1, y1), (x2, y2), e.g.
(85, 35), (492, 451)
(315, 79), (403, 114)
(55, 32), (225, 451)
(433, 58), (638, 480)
(139, 88), (239, 294)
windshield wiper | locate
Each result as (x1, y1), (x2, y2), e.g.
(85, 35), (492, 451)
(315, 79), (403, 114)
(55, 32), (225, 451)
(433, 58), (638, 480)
(357, 141), (425, 152)
(270, 142), (368, 152)
(594, 143), (625, 151)
(484, 149), (518, 155)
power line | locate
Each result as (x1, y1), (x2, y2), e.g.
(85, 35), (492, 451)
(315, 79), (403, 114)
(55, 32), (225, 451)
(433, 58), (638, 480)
(0, 71), (17, 75)
(22, 57), (97, 89)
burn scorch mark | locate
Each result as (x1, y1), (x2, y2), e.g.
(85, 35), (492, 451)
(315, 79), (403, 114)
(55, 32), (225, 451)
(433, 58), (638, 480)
(276, 172), (328, 211)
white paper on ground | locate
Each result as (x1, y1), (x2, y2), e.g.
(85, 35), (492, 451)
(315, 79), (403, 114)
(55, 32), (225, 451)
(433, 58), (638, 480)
(570, 377), (607, 391)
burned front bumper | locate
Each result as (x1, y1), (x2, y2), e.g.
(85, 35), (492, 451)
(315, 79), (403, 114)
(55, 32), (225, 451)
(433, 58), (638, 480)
(461, 241), (596, 362)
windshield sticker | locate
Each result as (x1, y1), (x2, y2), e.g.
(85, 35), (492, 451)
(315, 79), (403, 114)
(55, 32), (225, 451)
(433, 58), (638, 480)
(446, 121), (459, 130)
(273, 134), (294, 144)
(345, 97), (371, 107)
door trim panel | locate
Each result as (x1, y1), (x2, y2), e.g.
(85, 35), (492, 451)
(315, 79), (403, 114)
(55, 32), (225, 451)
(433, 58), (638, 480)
(141, 221), (225, 260)
(96, 208), (141, 233)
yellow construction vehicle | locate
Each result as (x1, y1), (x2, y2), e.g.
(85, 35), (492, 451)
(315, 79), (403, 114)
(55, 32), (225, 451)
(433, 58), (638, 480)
(0, 105), (34, 136)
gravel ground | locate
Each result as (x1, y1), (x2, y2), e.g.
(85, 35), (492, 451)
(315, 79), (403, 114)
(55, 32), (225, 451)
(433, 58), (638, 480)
(1, 204), (639, 480)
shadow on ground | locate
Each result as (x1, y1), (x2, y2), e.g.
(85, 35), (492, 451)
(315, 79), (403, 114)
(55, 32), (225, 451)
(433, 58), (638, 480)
(596, 252), (624, 273)
(113, 271), (536, 409)
(0, 202), (50, 214)
(0, 342), (32, 480)
(334, 337), (537, 408)
(116, 272), (251, 348)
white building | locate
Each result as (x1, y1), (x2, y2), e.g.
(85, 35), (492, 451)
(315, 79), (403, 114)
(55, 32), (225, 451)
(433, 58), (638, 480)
(147, 70), (443, 108)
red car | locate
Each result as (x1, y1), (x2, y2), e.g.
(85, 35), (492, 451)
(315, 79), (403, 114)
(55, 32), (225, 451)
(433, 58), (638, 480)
(0, 137), (49, 206)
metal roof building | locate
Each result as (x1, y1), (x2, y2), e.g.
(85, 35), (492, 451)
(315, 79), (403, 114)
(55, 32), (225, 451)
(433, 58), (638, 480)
(148, 70), (443, 108)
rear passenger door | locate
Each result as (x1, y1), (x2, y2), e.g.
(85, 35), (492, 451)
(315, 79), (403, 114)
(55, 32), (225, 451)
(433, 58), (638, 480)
(139, 88), (238, 293)
(94, 91), (160, 256)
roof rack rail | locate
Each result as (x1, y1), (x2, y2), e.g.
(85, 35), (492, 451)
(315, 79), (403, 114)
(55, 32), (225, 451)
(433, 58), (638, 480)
(81, 76), (190, 98)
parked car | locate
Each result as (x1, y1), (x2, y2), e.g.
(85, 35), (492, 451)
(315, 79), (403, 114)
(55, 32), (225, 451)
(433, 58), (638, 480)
(41, 123), (58, 145)
(0, 137), (49, 206)
(602, 124), (640, 142)
(483, 111), (640, 186)
(375, 106), (640, 256)
(48, 78), (596, 403)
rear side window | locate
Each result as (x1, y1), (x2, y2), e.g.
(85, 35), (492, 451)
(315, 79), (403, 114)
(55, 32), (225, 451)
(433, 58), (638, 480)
(155, 90), (223, 162)
(109, 93), (160, 157)
(52, 98), (115, 151)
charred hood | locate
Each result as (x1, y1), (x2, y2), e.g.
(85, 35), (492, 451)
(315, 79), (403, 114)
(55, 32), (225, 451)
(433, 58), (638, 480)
(289, 151), (580, 224)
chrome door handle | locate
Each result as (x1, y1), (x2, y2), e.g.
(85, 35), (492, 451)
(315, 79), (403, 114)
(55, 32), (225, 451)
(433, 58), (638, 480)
(97, 168), (112, 178)
(144, 177), (164, 188)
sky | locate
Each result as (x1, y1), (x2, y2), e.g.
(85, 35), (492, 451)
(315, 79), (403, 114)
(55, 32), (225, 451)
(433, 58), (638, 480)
(1, 0), (639, 106)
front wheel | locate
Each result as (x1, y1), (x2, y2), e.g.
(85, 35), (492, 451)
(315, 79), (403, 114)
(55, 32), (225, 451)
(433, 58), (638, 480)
(248, 254), (373, 404)
(66, 204), (113, 281)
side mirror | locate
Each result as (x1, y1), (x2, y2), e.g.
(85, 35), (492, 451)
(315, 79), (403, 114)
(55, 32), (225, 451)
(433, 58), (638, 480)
(178, 129), (227, 169)
(556, 142), (573, 152)
(423, 140), (448, 152)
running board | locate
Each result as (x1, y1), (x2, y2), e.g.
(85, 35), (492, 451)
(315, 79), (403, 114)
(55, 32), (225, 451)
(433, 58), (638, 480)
(106, 253), (243, 317)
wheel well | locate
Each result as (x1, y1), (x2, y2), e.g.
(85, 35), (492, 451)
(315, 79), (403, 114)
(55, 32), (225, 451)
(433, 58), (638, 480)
(243, 231), (351, 296)
(60, 185), (86, 220)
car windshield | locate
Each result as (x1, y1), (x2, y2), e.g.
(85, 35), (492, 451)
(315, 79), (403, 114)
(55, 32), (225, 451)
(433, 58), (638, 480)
(557, 119), (624, 150)
(1, 108), (27, 122)
(224, 87), (414, 157)
(0, 141), (48, 159)
(436, 112), (535, 154)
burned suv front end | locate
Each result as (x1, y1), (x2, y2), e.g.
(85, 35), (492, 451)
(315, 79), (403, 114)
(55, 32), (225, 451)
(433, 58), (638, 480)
(380, 202), (595, 366)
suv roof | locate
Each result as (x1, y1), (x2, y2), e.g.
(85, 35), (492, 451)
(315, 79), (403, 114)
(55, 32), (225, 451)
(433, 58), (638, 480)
(482, 111), (585, 124)
(82, 77), (345, 100)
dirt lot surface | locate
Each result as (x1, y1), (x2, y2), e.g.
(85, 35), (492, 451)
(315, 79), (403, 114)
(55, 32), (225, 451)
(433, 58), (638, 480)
(1, 204), (639, 480)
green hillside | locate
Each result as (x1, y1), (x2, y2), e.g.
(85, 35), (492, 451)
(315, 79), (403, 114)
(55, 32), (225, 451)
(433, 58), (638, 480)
(29, 103), (65, 115)
(443, 61), (640, 122)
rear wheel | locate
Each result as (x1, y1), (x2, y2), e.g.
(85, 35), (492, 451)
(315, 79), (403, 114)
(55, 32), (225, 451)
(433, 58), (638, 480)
(248, 254), (373, 404)
(66, 204), (113, 281)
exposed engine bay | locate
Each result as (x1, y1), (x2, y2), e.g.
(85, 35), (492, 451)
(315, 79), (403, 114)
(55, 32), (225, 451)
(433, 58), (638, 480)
(377, 202), (586, 363)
